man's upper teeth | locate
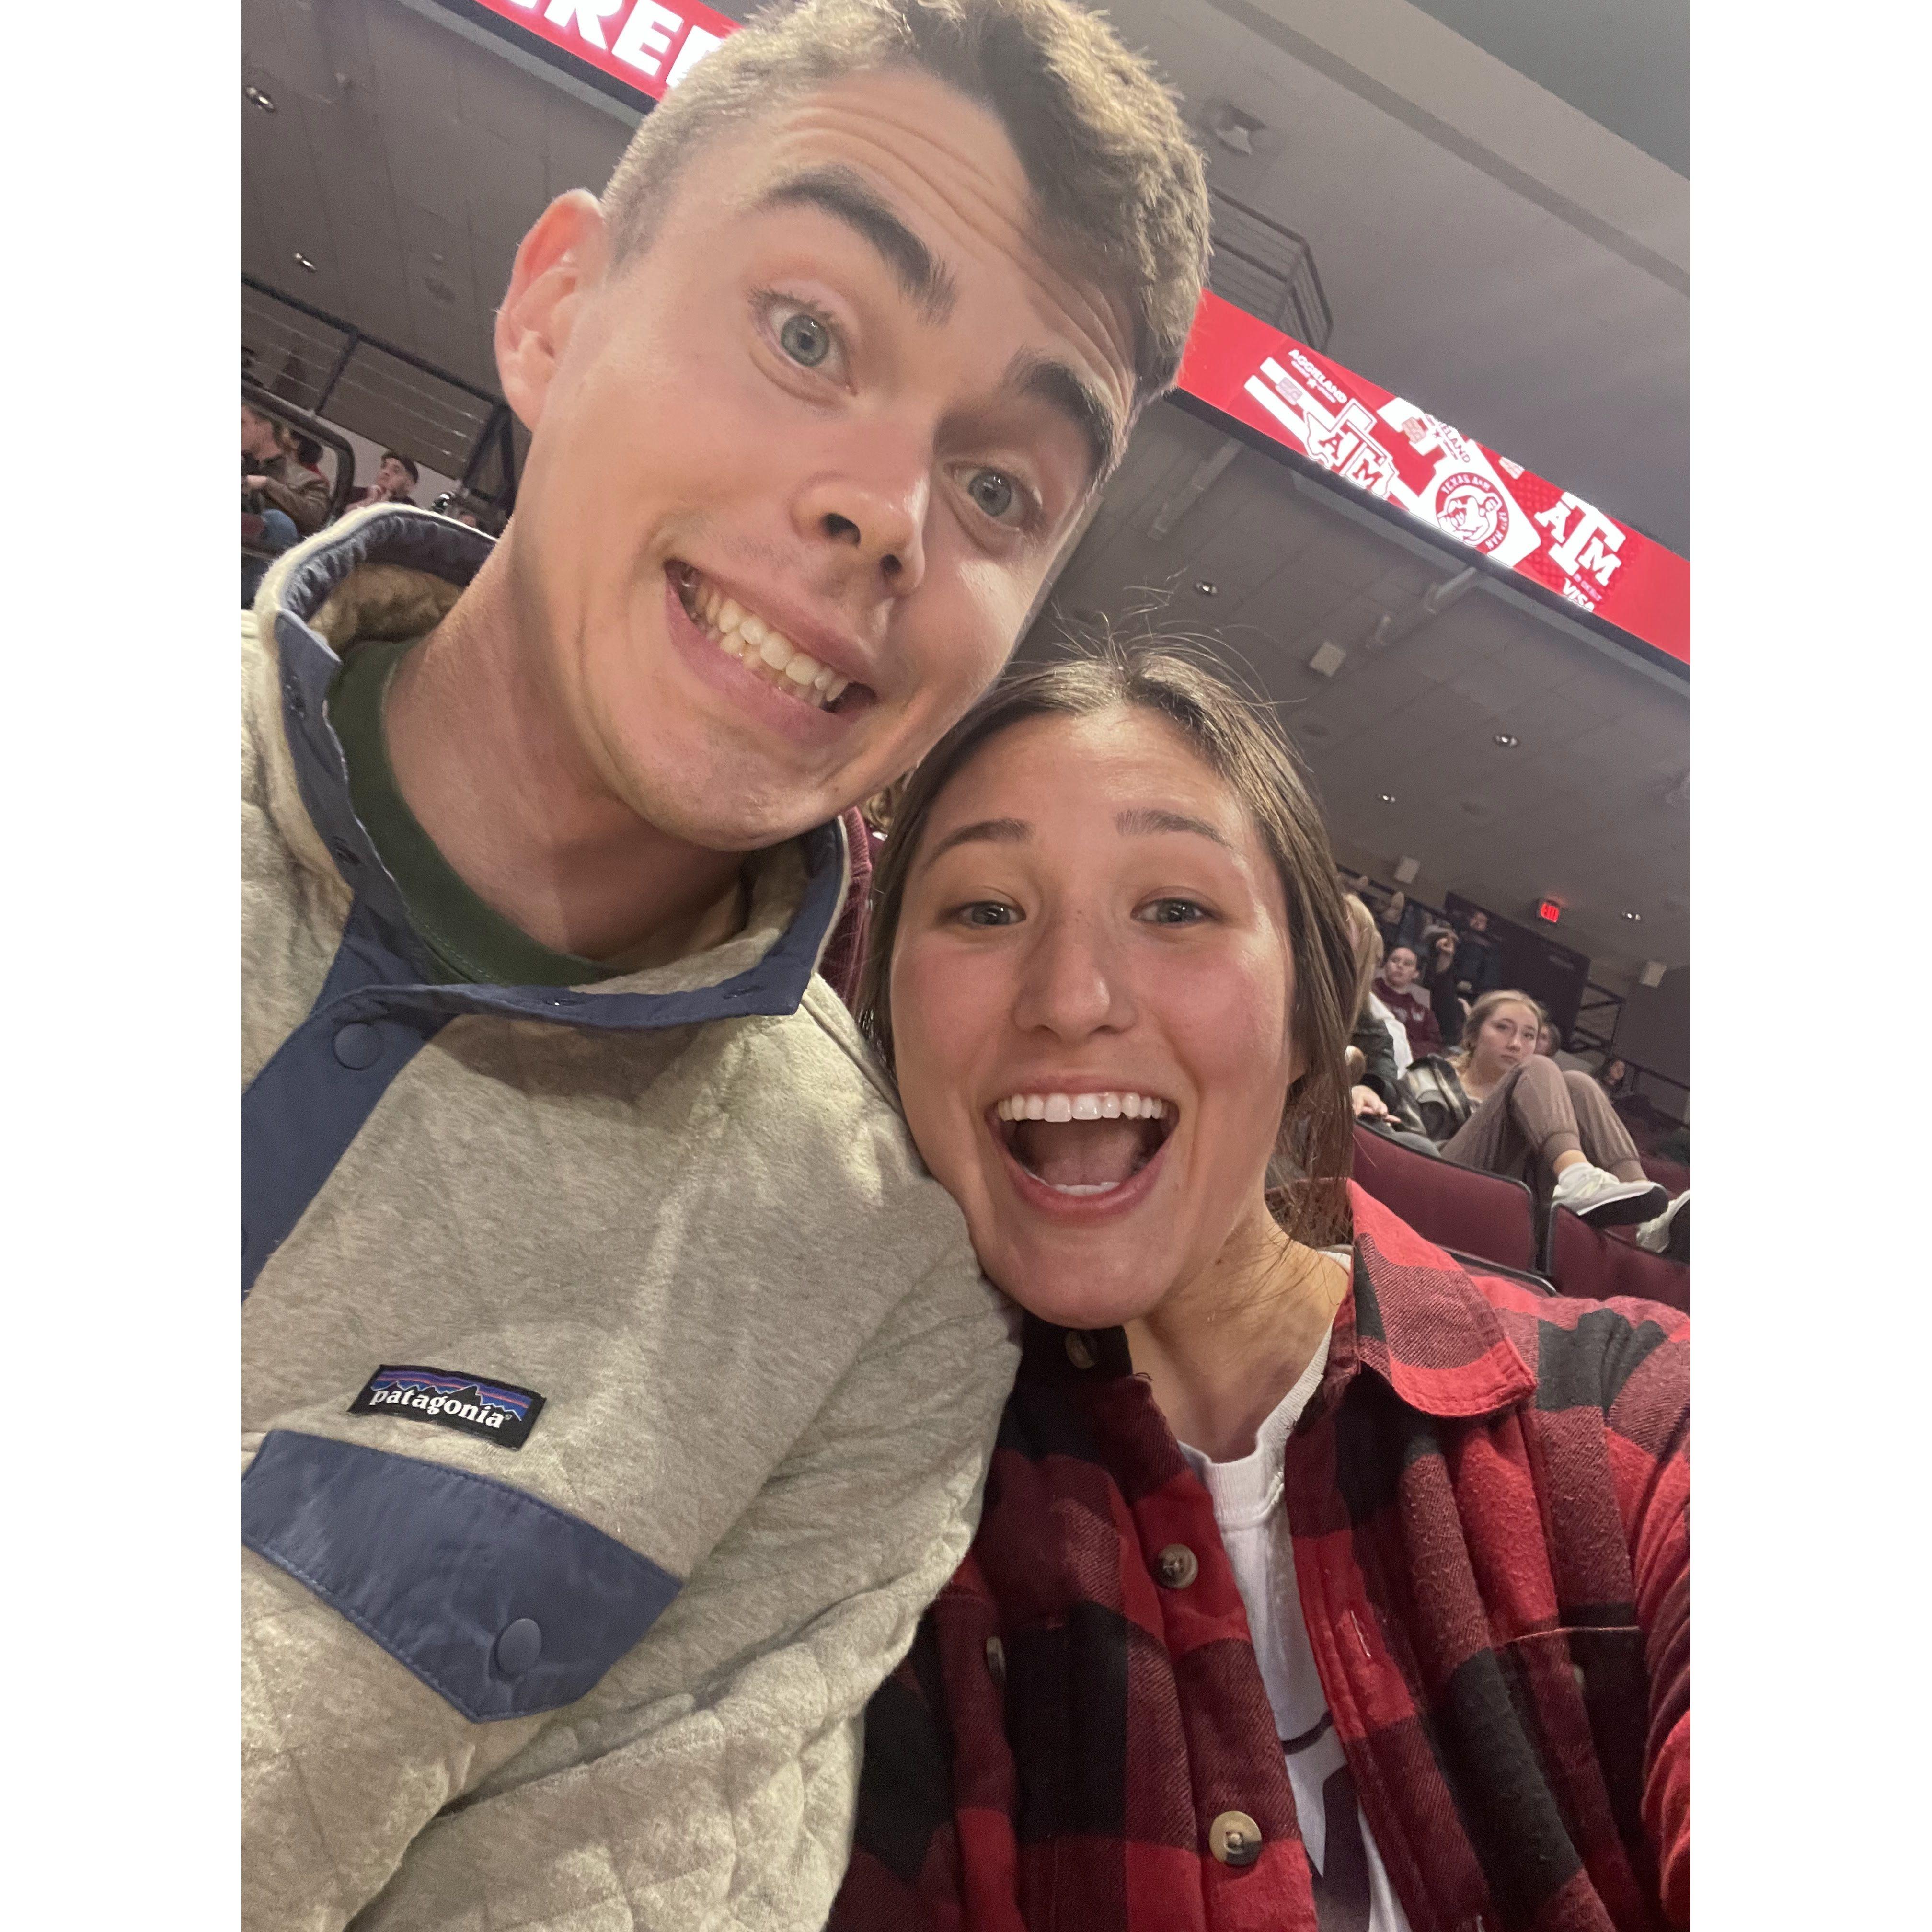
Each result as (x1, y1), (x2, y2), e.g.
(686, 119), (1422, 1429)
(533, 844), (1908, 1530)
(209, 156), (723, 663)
(693, 577), (848, 702)
(994, 1092), (1168, 1122)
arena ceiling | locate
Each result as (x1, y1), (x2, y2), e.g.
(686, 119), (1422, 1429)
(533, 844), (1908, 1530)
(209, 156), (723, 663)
(241, 0), (1690, 985)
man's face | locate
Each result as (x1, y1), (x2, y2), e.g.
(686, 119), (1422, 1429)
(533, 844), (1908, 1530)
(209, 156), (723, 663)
(496, 69), (1138, 851)
(377, 456), (414, 497)
(241, 406), (275, 460)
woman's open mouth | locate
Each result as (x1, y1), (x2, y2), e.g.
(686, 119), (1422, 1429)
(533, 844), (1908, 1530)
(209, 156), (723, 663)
(989, 1091), (1177, 1201)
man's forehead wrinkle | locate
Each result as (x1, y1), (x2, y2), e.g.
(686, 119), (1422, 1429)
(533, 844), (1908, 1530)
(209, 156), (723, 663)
(757, 164), (958, 323)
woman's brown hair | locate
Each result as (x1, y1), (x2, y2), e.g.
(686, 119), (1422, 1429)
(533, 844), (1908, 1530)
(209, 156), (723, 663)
(857, 641), (1359, 1247)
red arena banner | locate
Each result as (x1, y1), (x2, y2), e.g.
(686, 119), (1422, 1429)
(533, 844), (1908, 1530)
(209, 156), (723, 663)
(439, 3), (1691, 667)
(466, 0), (738, 99)
(1178, 291), (1690, 665)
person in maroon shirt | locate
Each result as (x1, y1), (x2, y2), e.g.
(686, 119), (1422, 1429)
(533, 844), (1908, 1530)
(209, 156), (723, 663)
(1371, 940), (1443, 1058)
(832, 645), (1688, 1932)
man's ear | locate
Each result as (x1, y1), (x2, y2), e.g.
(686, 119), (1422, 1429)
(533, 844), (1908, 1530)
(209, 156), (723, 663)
(494, 191), (610, 432)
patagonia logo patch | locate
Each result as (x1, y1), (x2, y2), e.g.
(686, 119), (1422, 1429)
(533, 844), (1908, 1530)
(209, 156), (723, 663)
(348, 1365), (545, 1450)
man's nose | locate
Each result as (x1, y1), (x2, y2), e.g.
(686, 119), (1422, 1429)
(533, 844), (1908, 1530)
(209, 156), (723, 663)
(794, 430), (929, 597)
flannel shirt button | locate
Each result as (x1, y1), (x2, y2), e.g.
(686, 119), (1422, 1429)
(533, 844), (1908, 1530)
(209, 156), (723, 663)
(984, 1635), (1006, 1686)
(1155, 1543), (1199, 1590)
(1064, 1331), (1097, 1371)
(1209, 1810), (1262, 1867)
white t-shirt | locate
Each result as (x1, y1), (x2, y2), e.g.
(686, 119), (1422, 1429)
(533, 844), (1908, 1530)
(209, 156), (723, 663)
(1176, 1260), (1414, 1932)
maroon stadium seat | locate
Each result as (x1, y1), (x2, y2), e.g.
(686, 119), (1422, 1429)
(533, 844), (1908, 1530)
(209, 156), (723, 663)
(1545, 1206), (1690, 1315)
(1350, 1124), (1538, 1275)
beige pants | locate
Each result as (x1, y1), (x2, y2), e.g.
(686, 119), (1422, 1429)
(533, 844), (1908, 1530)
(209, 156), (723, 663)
(1442, 1057), (1644, 1199)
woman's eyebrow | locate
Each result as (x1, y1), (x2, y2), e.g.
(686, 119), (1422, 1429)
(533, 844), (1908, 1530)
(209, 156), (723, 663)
(920, 816), (1032, 866)
(1115, 807), (1232, 851)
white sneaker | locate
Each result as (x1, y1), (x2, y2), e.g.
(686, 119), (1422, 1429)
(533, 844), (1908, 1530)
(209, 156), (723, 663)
(1634, 1191), (1690, 1262)
(1551, 1162), (1668, 1229)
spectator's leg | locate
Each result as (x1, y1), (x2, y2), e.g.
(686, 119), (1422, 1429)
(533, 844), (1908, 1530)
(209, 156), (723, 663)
(1561, 1070), (1647, 1183)
(1438, 1060), (1553, 1184)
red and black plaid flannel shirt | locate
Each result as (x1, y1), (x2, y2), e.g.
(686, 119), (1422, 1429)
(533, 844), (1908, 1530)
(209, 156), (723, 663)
(831, 1185), (1689, 1932)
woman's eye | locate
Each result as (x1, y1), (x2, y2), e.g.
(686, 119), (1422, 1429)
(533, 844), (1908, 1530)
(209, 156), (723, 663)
(956, 901), (1021, 928)
(777, 307), (833, 368)
(1139, 898), (1209, 927)
(966, 468), (1020, 522)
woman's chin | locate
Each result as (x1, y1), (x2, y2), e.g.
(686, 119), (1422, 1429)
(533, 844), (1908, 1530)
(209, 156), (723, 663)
(986, 1250), (1168, 1333)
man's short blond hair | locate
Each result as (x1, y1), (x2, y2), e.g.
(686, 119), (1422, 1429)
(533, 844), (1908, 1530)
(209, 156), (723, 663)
(600, 0), (1210, 437)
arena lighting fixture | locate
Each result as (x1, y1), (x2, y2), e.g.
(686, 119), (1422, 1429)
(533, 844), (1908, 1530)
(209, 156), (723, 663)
(1194, 579), (1218, 597)
(1380, 793), (1396, 804)
(244, 84), (276, 113)
(1492, 733), (1520, 748)
(292, 250), (318, 273)
(1623, 910), (1643, 921)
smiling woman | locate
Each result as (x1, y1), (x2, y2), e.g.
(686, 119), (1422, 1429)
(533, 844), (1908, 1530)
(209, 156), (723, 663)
(832, 641), (1691, 1932)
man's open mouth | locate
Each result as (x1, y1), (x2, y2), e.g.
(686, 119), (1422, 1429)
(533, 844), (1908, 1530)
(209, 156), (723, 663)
(991, 1091), (1177, 1196)
(671, 563), (873, 715)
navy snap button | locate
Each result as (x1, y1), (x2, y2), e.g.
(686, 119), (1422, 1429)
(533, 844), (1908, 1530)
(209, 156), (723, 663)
(333, 1022), (382, 1069)
(494, 1618), (543, 1678)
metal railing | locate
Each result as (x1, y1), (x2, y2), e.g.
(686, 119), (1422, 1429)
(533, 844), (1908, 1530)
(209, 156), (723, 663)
(242, 276), (520, 512)
(1207, 188), (1333, 351)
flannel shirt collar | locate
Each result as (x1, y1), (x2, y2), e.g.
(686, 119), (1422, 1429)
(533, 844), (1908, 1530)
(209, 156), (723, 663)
(1019, 1181), (1536, 1421)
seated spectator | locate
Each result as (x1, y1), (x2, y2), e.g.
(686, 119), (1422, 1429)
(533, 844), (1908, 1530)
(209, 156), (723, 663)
(345, 448), (420, 511)
(1340, 896), (1409, 1121)
(1403, 990), (1681, 1238)
(242, 401), (326, 602)
(1449, 906), (1502, 997)
(1536, 1016), (1561, 1056)
(1374, 884), (1408, 951)
(1373, 940), (1443, 1058)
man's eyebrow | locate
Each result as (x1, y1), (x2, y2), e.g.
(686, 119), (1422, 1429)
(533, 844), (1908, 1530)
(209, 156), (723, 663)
(1007, 350), (1121, 485)
(756, 166), (956, 323)
(1116, 807), (1232, 850)
(920, 817), (1031, 866)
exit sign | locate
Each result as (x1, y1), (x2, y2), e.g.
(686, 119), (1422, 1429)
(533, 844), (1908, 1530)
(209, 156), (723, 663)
(1536, 899), (1564, 924)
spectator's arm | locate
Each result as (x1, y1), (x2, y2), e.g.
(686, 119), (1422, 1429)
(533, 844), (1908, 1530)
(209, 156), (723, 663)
(1350, 1014), (1403, 1111)
(257, 462), (330, 536)
(347, 1253), (1017, 1932)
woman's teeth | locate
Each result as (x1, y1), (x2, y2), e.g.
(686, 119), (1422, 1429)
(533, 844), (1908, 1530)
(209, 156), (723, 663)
(677, 567), (849, 710)
(994, 1092), (1169, 1122)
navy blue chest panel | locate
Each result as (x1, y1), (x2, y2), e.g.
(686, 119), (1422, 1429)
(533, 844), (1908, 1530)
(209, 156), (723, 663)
(243, 1430), (683, 1721)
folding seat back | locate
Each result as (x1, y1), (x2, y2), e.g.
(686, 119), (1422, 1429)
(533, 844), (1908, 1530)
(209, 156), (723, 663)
(1350, 1124), (1538, 1275)
(1545, 1206), (1690, 1315)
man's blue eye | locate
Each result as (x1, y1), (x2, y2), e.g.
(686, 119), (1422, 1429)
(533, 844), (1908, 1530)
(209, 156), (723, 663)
(779, 310), (831, 367)
(969, 471), (1016, 519)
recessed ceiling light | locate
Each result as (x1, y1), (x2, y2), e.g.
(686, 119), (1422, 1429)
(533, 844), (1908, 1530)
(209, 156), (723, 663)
(1492, 733), (1519, 748)
(1379, 793), (1396, 804)
(1194, 579), (1218, 597)
(293, 250), (318, 272)
(245, 84), (276, 113)
(1623, 909), (1643, 921)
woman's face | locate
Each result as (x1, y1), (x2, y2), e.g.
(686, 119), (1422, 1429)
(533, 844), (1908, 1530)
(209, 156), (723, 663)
(1469, 1001), (1541, 1078)
(888, 706), (1301, 1329)
(1382, 945), (1419, 991)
